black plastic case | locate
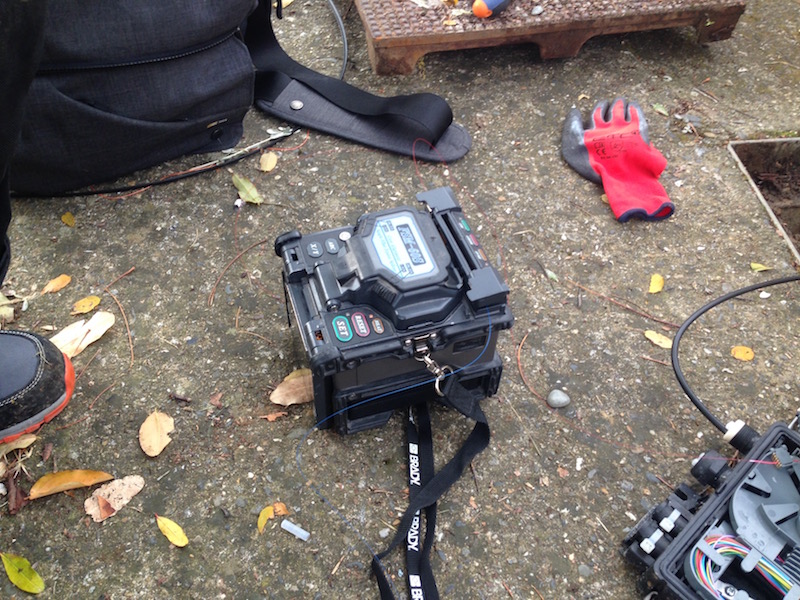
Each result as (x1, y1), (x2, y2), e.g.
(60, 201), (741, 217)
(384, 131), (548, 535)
(623, 423), (800, 599)
(274, 187), (513, 434)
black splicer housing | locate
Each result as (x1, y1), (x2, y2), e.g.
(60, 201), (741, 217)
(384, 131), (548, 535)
(274, 187), (513, 434)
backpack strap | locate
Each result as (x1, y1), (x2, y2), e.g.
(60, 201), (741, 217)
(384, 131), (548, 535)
(244, 0), (471, 162)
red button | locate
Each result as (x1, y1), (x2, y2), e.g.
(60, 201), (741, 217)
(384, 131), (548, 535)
(351, 312), (370, 337)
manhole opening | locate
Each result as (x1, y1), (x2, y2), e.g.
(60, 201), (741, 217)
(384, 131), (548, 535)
(729, 138), (800, 264)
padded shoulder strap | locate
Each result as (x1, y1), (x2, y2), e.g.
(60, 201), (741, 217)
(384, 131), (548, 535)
(244, 0), (471, 162)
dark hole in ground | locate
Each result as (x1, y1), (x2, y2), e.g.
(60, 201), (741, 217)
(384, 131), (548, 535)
(731, 138), (800, 256)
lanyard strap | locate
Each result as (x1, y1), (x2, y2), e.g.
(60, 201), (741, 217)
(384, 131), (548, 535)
(372, 377), (491, 599)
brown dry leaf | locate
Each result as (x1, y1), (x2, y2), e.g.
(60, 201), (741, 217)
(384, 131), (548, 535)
(28, 469), (114, 500)
(260, 411), (288, 422)
(644, 329), (673, 349)
(468, 496), (478, 509)
(259, 151), (279, 172)
(557, 466), (569, 478)
(84, 475), (145, 522)
(269, 369), (313, 407)
(49, 311), (115, 358)
(209, 392), (223, 408)
(273, 501), (289, 516)
(731, 345), (755, 361)
(138, 411), (175, 457)
(96, 496), (117, 520)
(156, 514), (189, 547)
(71, 295), (101, 315)
(41, 274), (71, 294)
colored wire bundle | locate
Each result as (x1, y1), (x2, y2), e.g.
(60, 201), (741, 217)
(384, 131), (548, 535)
(690, 534), (794, 597)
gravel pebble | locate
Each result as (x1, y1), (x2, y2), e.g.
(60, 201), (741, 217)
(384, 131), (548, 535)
(546, 389), (571, 408)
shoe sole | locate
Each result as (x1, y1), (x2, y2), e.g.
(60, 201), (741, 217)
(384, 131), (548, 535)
(0, 352), (75, 445)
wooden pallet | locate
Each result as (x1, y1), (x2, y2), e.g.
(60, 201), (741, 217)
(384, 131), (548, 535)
(353, 0), (746, 74)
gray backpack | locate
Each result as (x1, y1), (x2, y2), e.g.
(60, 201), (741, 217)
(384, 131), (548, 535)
(12, 0), (470, 196)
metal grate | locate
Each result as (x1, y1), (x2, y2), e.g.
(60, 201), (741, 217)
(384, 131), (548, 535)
(353, 0), (747, 74)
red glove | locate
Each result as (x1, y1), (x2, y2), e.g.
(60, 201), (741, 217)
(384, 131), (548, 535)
(562, 98), (674, 222)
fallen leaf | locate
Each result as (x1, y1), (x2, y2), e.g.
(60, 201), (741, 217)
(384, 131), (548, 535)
(644, 330), (673, 349)
(469, 496), (478, 509)
(557, 466), (569, 478)
(49, 310), (115, 358)
(652, 103), (669, 117)
(6, 473), (27, 514)
(269, 369), (314, 407)
(257, 506), (274, 533)
(0, 296), (14, 323)
(259, 411), (288, 422)
(41, 274), (71, 294)
(209, 392), (223, 409)
(731, 345), (755, 361)
(0, 434), (38, 460)
(648, 273), (664, 294)
(750, 263), (773, 272)
(96, 496), (117, 520)
(1, 552), (45, 594)
(259, 151), (278, 172)
(84, 475), (145, 522)
(28, 469), (114, 500)
(138, 411), (175, 457)
(61, 212), (75, 227)
(273, 501), (289, 516)
(232, 172), (263, 205)
(156, 514), (188, 547)
(71, 295), (101, 315)
(443, 18), (457, 25)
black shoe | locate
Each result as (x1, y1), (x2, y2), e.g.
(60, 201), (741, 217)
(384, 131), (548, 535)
(0, 330), (75, 444)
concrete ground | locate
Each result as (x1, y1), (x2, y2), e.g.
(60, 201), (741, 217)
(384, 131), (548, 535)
(2, 0), (799, 598)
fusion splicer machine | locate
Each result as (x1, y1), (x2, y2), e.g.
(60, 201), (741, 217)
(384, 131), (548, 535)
(274, 186), (513, 435)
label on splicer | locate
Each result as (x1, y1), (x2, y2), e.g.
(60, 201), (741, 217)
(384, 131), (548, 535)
(370, 212), (435, 279)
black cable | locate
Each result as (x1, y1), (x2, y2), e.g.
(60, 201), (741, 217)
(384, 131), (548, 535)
(671, 274), (800, 434)
(324, 0), (349, 80)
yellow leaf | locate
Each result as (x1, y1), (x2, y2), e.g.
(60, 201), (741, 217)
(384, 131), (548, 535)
(259, 151), (279, 172)
(138, 411), (175, 457)
(273, 501), (290, 516)
(731, 345), (755, 361)
(443, 18), (457, 25)
(28, 469), (114, 500)
(750, 263), (773, 272)
(71, 295), (101, 315)
(232, 172), (263, 205)
(258, 506), (275, 533)
(41, 274), (71, 294)
(61, 212), (75, 227)
(156, 514), (189, 547)
(49, 311), (115, 358)
(269, 369), (314, 407)
(0, 434), (38, 460)
(648, 274), (664, 294)
(644, 330), (673, 349)
(1, 552), (45, 594)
